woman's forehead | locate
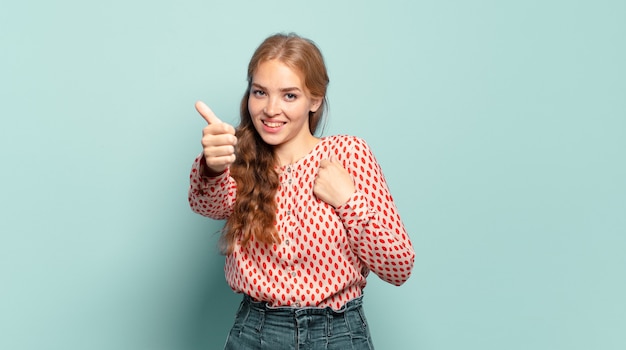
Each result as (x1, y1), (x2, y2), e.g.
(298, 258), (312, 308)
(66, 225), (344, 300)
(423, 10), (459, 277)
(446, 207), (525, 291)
(252, 59), (306, 90)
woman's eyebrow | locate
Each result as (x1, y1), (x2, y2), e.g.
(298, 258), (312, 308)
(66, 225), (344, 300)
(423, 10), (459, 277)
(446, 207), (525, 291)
(251, 83), (302, 93)
(280, 87), (302, 92)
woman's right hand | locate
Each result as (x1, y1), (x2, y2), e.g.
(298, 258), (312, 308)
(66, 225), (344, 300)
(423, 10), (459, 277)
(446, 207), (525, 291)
(195, 101), (237, 175)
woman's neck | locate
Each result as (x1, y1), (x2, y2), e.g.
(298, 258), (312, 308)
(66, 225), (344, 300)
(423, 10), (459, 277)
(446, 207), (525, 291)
(274, 134), (320, 166)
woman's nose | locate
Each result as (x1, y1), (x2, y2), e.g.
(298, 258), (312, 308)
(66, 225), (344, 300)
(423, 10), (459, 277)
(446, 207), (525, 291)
(263, 97), (281, 116)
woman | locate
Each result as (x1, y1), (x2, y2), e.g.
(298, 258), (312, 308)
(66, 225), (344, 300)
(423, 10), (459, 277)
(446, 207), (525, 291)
(189, 33), (415, 349)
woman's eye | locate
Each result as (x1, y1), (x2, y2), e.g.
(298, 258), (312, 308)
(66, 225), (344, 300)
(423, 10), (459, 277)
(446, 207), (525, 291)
(285, 93), (297, 100)
(252, 90), (266, 97)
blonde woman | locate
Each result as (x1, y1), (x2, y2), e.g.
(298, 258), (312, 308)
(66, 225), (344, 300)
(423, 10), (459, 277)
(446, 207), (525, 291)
(189, 33), (415, 349)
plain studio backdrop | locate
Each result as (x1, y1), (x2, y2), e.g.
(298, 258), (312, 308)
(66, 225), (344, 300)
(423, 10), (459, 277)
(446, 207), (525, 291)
(1, 1), (624, 349)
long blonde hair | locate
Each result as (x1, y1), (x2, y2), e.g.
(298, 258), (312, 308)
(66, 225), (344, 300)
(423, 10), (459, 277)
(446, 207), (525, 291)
(220, 33), (329, 254)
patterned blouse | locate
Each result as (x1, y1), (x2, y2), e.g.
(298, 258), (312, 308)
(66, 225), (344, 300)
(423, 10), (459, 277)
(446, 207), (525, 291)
(188, 135), (415, 310)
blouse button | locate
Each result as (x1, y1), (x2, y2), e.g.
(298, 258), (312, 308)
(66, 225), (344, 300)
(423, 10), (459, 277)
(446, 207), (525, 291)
(294, 302), (301, 307)
(287, 167), (291, 173)
(285, 239), (290, 246)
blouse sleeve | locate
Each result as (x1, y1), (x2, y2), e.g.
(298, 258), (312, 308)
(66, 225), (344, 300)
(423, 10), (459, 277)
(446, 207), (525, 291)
(335, 137), (415, 286)
(188, 154), (237, 220)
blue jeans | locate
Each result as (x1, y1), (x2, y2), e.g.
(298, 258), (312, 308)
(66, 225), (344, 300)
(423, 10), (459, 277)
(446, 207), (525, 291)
(223, 295), (375, 349)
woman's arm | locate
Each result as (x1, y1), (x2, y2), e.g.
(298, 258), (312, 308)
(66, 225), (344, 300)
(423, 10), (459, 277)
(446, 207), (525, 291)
(335, 137), (415, 286)
(188, 154), (237, 220)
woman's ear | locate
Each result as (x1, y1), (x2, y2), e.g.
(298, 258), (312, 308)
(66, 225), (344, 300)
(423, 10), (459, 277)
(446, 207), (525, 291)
(310, 97), (323, 113)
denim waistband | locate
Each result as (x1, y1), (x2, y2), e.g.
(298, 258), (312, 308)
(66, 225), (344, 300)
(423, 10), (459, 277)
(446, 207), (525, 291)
(227, 295), (374, 349)
(242, 294), (364, 316)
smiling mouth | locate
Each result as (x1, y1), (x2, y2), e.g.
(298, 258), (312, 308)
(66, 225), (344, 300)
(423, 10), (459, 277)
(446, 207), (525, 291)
(263, 121), (286, 128)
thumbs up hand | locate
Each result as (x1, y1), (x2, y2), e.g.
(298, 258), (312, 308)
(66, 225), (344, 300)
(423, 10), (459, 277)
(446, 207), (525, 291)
(195, 101), (237, 174)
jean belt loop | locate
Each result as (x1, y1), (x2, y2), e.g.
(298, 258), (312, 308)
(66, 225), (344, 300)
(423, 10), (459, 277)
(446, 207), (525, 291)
(326, 313), (333, 337)
(255, 308), (266, 333)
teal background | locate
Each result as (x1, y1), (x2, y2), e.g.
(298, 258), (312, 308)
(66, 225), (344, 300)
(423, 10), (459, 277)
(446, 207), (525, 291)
(1, 0), (625, 349)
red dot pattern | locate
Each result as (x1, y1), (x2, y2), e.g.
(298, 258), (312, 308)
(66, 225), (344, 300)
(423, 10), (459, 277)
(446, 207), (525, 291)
(189, 135), (415, 310)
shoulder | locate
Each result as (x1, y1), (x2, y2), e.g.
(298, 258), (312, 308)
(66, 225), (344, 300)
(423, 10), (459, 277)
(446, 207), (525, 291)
(323, 135), (371, 154)
(321, 135), (378, 169)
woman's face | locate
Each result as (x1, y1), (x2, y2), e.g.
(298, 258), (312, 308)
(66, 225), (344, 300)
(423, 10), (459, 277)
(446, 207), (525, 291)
(248, 59), (321, 150)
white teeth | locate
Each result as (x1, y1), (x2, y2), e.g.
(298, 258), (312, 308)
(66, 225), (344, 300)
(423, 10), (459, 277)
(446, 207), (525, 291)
(263, 121), (284, 128)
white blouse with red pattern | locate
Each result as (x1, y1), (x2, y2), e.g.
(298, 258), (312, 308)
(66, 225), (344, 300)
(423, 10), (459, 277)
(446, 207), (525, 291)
(188, 135), (415, 310)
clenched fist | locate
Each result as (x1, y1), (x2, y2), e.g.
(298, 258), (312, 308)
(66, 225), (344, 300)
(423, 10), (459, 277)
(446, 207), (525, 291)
(195, 101), (237, 175)
(313, 158), (356, 208)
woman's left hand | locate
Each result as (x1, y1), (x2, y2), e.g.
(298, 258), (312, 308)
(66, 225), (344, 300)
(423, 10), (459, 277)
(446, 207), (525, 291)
(313, 157), (356, 208)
